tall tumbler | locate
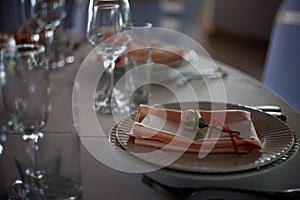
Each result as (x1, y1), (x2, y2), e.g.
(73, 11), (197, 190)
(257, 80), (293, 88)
(14, 144), (61, 200)
(122, 23), (153, 111)
(42, 132), (83, 199)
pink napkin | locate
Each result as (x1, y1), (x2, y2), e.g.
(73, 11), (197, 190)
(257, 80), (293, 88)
(128, 105), (262, 154)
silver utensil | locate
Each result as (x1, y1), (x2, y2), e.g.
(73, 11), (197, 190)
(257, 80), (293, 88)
(253, 105), (286, 121)
(143, 175), (300, 200)
(174, 69), (227, 87)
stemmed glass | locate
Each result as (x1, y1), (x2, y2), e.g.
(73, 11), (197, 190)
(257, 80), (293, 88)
(88, 0), (132, 26)
(1, 43), (51, 198)
(22, 0), (67, 69)
(19, 0), (43, 44)
(0, 33), (16, 200)
(87, 3), (131, 114)
(1, 43), (50, 142)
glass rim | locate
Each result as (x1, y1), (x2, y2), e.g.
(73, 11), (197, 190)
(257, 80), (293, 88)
(97, 0), (125, 1)
(95, 3), (120, 9)
(16, 43), (45, 55)
(123, 22), (152, 29)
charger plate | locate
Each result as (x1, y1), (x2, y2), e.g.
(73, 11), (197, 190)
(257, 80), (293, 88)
(111, 102), (296, 173)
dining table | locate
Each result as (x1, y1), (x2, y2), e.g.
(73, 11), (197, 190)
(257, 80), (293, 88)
(1, 33), (300, 200)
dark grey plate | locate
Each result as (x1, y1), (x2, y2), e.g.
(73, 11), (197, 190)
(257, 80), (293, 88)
(112, 102), (296, 173)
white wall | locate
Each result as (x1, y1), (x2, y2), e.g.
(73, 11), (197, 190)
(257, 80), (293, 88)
(207, 0), (282, 41)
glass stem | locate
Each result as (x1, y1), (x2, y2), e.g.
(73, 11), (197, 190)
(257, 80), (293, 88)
(31, 139), (39, 166)
(45, 29), (55, 60)
(104, 59), (116, 104)
(27, 132), (43, 174)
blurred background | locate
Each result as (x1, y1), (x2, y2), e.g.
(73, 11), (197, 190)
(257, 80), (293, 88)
(131, 0), (282, 80)
(0, 0), (283, 80)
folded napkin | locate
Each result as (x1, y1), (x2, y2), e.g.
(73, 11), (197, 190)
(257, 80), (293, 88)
(128, 105), (262, 154)
(116, 44), (185, 67)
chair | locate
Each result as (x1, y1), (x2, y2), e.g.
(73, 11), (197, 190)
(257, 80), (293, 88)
(263, 0), (300, 114)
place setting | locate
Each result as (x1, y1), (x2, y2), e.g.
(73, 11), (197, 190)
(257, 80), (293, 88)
(86, 7), (300, 178)
(75, 1), (299, 183)
(109, 101), (298, 177)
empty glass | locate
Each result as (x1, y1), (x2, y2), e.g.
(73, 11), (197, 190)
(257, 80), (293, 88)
(21, 0), (67, 69)
(88, 0), (131, 26)
(19, 0), (43, 43)
(1, 43), (50, 140)
(43, 132), (83, 199)
(14, 144), (61, 200)
(122, 23), (153, 111)
(0, 34), (15, 200)
(87, 3), (131, 114)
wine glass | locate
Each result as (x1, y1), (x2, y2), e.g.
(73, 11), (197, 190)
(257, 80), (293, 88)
(19, 0), (44, 44)
(0, 33), (16, 200)
(87, 3), (131, 114)
(25, 0), (67, 69)
(88, 0), (132, 26)
(3, 43), (50, 140)
(1, 43), (51, 198)
(1, 43), (50, 142)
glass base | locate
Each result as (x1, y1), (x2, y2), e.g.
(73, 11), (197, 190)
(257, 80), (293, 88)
(10, 179), (26, 199)
(59, 178), (83, 200)
(10, 178), (83, 200)
(49, 56), (66, 70)
(94, 88), (129, 114)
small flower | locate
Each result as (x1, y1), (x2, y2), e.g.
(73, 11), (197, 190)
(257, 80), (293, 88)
(182, 109), (198, 130)
(182, 109), (201, 130)
(182, 109), (241, 156)
(182, 109), (240, 135)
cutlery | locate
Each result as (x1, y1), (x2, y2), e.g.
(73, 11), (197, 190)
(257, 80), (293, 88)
(253, 105), (287, 121)
(143, 175), (300, 200)
(173, 70), (227, 87)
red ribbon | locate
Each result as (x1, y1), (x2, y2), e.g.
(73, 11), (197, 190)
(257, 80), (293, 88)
(212, 117), (240, 157)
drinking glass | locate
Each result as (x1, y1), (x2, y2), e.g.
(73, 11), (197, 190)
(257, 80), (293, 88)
(87, 3), (131, 114)
(25, 0), (67, 69)
(1, 43), (50, 142)
(44, 132), (83, 199)
(0, 34), (16, 200)
(122, 23), (153, 111)
(19, 0), (44, 44)
(14, 144), (61, 200)
(88, 0), (132, 26)
(1, 43), (51, 198)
